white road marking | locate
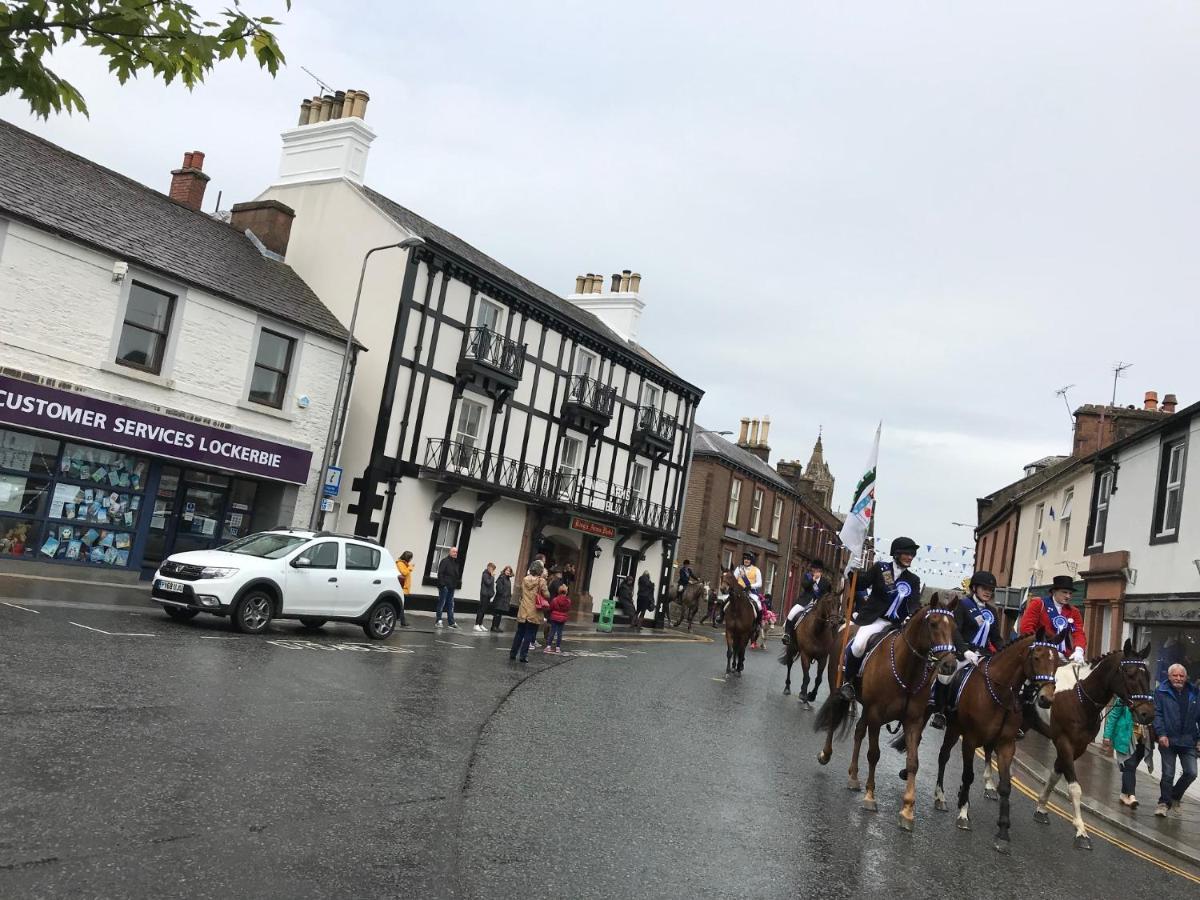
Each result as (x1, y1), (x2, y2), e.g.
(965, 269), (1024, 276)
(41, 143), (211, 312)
(200, 636), (239, 640)
(435, 640), (474, 649)
(266, 639), (413, 653)
(69, 622), (154, 637)
(2, 601), (39, 613)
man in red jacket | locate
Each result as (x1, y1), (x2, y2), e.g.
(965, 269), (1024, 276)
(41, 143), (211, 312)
(1020, 574), (1086, 663)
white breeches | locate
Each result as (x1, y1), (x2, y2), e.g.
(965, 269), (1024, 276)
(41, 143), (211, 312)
(850, 619), (892, 657)
(786, 603), (806, 623)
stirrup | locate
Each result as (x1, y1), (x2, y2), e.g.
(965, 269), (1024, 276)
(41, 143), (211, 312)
(839, 681), (856, 702)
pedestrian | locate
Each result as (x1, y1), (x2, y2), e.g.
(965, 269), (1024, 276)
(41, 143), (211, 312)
(475, 562), (496, 631)
(394, 550), (414, 627)
(1153, 663), (1199, 817)
(616, 575), (636, 626)
(542, 565), (564, 645)
(545, 583), (571, 654)
(1104, 697), (1153, 809)
(510, 559), (548, 663)
(491, 565), (513, 632)
(435, 547), (460, 629)
(635, 571), (655, 629)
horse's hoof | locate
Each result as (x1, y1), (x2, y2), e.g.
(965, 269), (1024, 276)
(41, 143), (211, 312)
(956, 817), (971, 831)
(994, 839), (1011, 856)
(863, 798), (878, 812)
(1073, 835), (1093, 851)
(800, 699), (812, 710)
(817, 751), (830, 766)
(984, 788), (999, 801)
(1033, 810), (1050, 825)
(934, 799), (948, 812)
(807, 692), (819, 702)
(897, 814), (913, 831)
(848, 779), (861, 792)
(783, 687), (791, 695)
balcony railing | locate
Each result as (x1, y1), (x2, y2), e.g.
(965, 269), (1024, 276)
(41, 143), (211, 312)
(423, 438), (676, 533)
(634, 405), (676, 444)
(461, 327), (525, 383)
(564, 374), (616, 419)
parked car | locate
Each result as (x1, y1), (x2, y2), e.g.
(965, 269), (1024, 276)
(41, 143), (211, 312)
(151, 530), (404, 639)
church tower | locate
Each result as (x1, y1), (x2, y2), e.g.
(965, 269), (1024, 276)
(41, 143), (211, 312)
(802, 430), (835, 511)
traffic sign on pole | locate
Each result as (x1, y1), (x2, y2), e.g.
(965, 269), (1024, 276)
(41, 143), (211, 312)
(323, 465), (342, 498)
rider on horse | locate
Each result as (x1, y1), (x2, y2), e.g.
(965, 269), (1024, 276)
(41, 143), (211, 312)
(785, 559), (831, 628)
(1019, 574), (1086, 663)
(839, 536), (923, 702)
(732, 551), (764, 627)
(677, 558), (695, 599)
(928, 569), (1004, 730)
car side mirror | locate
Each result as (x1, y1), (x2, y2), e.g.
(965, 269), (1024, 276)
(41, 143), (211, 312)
(292, 556), (312, 569)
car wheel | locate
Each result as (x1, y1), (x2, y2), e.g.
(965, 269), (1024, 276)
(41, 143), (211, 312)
(231, 590), (274, 634)
(363, 598), (398, 640)
(298, 617), (328, 629)
(162, 604), (199, 621)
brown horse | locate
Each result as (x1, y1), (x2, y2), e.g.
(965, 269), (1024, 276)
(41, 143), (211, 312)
(672, 581), (708, 631)
(814, 597), (960, 830)
(929, 629), (1063, 854)
(779, 586), (844, 707)
(1032, 639), (1156, 849)
(721, 571), (756, 676)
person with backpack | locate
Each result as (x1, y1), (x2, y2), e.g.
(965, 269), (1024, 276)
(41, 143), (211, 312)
(545, 584), (571, 654)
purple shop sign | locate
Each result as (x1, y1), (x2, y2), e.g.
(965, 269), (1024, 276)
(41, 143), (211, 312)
(0, 374), (313, 484)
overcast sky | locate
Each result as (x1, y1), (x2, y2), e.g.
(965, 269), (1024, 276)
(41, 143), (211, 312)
(4, 2), (1198, 584)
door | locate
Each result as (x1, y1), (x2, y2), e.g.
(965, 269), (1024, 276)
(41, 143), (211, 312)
(142, 466), (182, 576)
(341, 540), (386, 616)
(172, 479), (229, 555)
(283, 540), (340, 614)
(611, 549), (637, 602)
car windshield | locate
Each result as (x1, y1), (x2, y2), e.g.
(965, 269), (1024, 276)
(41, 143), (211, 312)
(218, 532), (309, 559)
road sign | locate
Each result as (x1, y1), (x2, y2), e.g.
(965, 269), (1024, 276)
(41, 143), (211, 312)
(323, 465), (342, 497)
(319, 497), (334, 513)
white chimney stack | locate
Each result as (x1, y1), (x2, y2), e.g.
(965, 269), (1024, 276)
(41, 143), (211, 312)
(276, 89), (376, 187)
(566, 267), (646, 343)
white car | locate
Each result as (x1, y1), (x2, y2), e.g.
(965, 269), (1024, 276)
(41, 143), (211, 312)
(151, 530), (405, 639)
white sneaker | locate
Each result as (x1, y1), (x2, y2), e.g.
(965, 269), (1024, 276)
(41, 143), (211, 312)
(435, 621), (444, 628)
(473, 625), (484, 632)
(447, 622), (459, 630)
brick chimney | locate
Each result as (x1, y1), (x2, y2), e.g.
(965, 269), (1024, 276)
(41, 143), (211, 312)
(169, 151), (209, 211)
(1144, 391), (1158, 411)
(229, 199), (296, 257)
(1162, 393), (1178, 413)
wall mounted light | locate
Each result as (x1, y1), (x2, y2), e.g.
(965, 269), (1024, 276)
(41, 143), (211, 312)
(112, 260), (128, 282)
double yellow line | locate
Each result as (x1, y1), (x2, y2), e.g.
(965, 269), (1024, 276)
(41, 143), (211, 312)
(976, 752), (1200, 884)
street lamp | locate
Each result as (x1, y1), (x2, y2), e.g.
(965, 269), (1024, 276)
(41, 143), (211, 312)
(311, 236), (426, 529)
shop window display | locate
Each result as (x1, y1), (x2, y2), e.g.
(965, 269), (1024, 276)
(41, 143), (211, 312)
(0, 517), (37, 558)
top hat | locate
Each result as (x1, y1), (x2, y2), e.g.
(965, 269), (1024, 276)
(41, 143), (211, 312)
(1050, 575), (1074, 593)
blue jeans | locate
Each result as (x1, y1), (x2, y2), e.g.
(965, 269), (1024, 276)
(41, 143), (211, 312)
(548, 621), (564, 649)
(1159, 745), (1198, 806)
(509, 621), (537, 660)
(436, 586), (456, 625)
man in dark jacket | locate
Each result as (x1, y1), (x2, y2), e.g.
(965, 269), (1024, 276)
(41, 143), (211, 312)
(839, 536), (923, 702)
(474, 563), (496, 631)
(1153, 663), (1199, 816)
(635, 571), (655, 629)
(435, 547), (460, 629)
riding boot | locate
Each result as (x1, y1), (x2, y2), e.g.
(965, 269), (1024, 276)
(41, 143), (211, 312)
(929, 682), (947, 730)
(839, 647), (861, 702)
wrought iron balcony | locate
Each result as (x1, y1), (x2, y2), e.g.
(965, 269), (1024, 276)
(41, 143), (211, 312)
(422, 438), (677, 534)
(457, 327), (525, 392)
(632, 405), (676, 455)
(562, 374), (616, 430)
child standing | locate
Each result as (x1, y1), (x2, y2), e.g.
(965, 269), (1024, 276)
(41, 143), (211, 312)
(546, 585), (571, 654)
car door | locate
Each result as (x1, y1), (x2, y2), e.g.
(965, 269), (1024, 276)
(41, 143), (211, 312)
(340, 541), (387, 617)
(282, 540), (340, 615)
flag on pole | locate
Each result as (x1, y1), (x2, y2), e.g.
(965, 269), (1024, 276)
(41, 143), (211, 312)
(1039, 540), (1048, 556)
(1048, 506), (1056, 521)
(837, 423), (880, 573)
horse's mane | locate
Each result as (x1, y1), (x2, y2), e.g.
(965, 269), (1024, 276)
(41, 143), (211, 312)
(1086, 647), (1124, 669)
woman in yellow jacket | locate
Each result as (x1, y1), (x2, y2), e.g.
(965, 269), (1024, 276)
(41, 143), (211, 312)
(509, 559), (548, 663)
(394, 551), (413, 627)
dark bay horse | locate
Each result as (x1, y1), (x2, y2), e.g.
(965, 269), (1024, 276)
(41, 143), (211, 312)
(672, 581), (707, 631)
(929, 630), (1063, 854)
(1032, 639), (1156, 849)
(779, 587), (843, 707)
(814, 597), (960, 830)
(721, 571), (756, 676)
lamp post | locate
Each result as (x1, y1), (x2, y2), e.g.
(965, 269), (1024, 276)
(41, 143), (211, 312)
(311, 237), (426, 530)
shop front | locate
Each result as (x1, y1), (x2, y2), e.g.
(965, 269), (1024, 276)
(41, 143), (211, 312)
(0, 373), (312, 579)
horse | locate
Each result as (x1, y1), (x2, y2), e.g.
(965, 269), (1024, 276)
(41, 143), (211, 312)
(672, 581), (708, 631)
(813, 596), (960, 831)
(924, 629), (1063, 854)
(1032, 639), (1156, 850)
(721, 570), (756, 676)
(779, 586), (844, 708)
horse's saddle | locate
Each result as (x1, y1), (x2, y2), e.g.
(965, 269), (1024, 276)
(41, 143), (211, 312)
(949, 665), (974, 708)
(857, 626), (897, 671)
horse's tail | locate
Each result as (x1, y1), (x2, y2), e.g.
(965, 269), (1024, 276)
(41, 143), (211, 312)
(813, 692), (853, 741)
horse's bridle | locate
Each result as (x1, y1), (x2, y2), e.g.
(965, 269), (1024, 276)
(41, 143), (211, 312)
(1075, 655), (1155, 708)
(891, 607), (957, 694)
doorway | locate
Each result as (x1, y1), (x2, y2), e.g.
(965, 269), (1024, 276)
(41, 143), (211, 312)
(140, 467), (259, 577)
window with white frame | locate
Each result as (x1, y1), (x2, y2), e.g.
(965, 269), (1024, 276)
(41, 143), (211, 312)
(1060, 487), (1073, 552)
(640, 381), (661, 410)
(750, 488), (764, 533)
(574, 348), (598, 380)
(727, 479), (741, 526)
(766, 561), (777, 596)
(476, 297), (504, 333)
(771, 497), (784, 541)
(1032, 502), (1045, 558)
(557, 435), (582, 501)
(1088, 470), (1114, 549)
(116, 282), (176, 374)
(428, 517), (461, 580)
(630, 462), (648, 507)
(1155, 438), (1187, 540)
(452, 400), (486, 470)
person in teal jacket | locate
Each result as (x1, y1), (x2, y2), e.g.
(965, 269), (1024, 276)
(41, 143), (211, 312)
(1104, 697), (1153, 808)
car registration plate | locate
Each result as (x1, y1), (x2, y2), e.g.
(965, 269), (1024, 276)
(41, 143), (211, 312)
(158, 579), (185, 593)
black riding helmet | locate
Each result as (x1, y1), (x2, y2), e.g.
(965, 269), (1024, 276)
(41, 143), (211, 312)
(890, 536), (919, 557)
(969, 570), (997, 591)
(742, 550), (757, 564)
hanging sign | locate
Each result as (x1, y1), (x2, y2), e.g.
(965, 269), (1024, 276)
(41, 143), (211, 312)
(570, 516), (616, 539)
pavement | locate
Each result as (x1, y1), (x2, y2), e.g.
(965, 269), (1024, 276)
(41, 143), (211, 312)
(2, 595), (1198, 898)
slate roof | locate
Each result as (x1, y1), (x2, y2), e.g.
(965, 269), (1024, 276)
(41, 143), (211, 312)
(977, 455), (1080, 533)
(357, 184), (697, 393)
(0, 120), (351, 343)
(692, 426), (796, 495)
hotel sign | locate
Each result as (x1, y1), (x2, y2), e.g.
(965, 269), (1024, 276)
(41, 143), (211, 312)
(570, 516), (616, 539)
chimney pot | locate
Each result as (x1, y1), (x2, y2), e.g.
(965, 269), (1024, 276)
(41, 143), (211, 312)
(1144, 390), (1159, 411)
(332, 90), (346, 119)
(629, 272), (641, 292)
(229, 199), (296, 257)
(611, 273), (622, 292)
(319, 94), (334, 122)
(298, 99), (312, 125)
(748, 418), (760, 446)
(343, 90), (358, 119)
(592, 275), (602, 294)
(168, 149), (211, 211)
(352, 90), (369, 119)
(620, 269), (632, 291)
(189, 150), (205, 169)
(574, 275), (586, 293)
(760, 416), (772, 446)
(1163, 393), (1178, 413)
(738, 417), (750, 444)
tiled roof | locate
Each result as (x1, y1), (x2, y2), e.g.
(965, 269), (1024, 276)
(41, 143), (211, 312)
(0, 119), (351, 343)
(977, 455), (1080, 533)
(692, 426), (796, 494)
(357, 184), (698, 393)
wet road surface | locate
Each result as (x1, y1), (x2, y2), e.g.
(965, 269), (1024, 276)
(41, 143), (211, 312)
(2, 599), (1196, 898)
